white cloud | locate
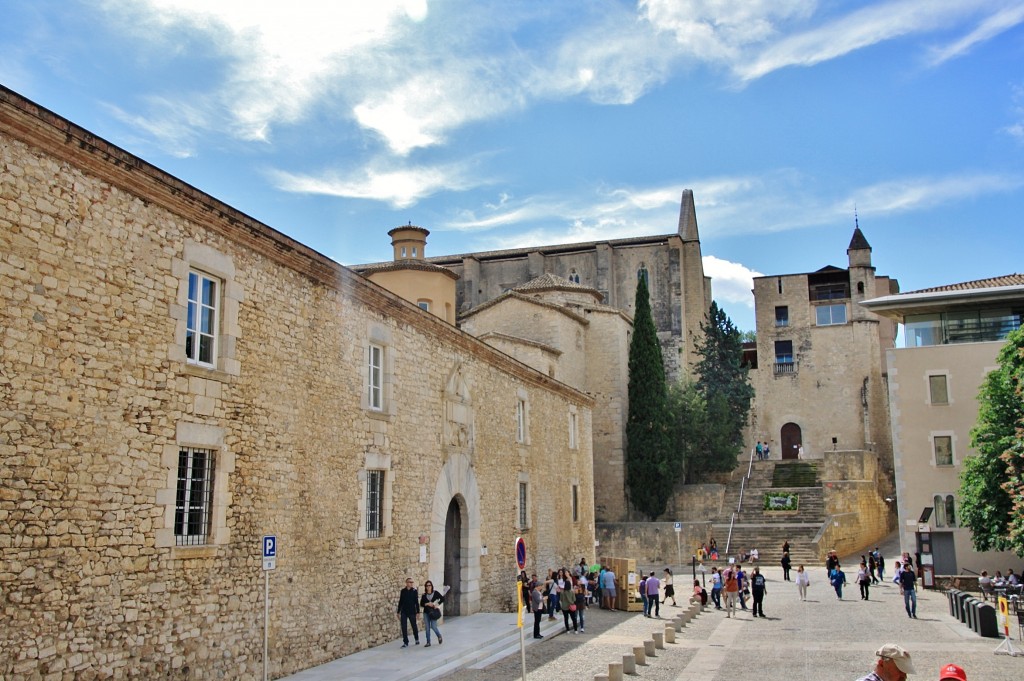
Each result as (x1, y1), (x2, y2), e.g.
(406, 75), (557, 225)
(102, 97), (212, 158)
(702, 255), (762, 307)
(734, 0), (979, 82)
(926, 3), (1024, 66)
(851, 173), (1024, 214)
(270, 160), (487, 208)
(103, 0), (428, 141)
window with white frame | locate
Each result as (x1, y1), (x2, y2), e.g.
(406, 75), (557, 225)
(516, 396), (527, 444)
(933, 494), (957, 527)
(368, 343), (384, 411)
(815, 303), (847, 326)
(366, 469), (385, 538)
(175, 446), (216, 545)
(933, 435), (953, 466)
(928, 374), (949, 405)
(519, 480), (529, 529)
(417, 300), (431, 312)
(186, 271), (219, 367)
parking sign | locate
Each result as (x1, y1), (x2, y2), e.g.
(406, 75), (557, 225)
(263, 535), (277, 571)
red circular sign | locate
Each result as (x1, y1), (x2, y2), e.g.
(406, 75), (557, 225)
(515, 537), (527, 570)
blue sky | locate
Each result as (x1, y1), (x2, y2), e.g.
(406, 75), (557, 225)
(3, 0), (1023, 331)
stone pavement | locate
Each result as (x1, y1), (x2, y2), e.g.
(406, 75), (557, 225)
(281, 535), (1024, 680)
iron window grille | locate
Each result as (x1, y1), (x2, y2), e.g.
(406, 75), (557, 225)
(366, 469), (385, 538)
(519, 482), (528, 529)
(175, 447), (215, 545)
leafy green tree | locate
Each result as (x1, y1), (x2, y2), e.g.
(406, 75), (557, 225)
(960, 325), (1024, 556)
(692, 301), (754, 463)
(626, 274), (674, 519)
(668, 381), (737, 484)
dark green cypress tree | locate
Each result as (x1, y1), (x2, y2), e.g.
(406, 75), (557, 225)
(626, 274), (674, 519)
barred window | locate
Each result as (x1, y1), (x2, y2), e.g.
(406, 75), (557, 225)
(366, 469), (385, 538)
(175, 447), (216, 545)
(519, 482), (528, 529)
(516, 398), (526, 443)
(186, 271), (219, 367)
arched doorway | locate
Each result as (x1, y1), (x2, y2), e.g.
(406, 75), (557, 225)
(443, 497), (463, 616)
(780, 423), (802, 460)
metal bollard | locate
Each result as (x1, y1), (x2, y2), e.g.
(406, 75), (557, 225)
(664, 625), (675, 643)
(622, 654), (637, 675)
(644, 639), (657, 657)
(633, 645), (647, 666)
(608, 662), (624, 681)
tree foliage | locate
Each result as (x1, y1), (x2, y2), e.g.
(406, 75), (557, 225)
(692, 301), (754, 466)
(960, 325), (1024, 557)
(625, 274), (674, 520)
(667, 381), (738, 484)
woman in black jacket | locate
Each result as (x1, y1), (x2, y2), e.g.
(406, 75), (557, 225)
(420, 580), (444, 646)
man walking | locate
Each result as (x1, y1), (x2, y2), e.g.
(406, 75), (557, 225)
(396, 577), (421, 647)
(900, 564), (918, 618)
(751, 566), (767, 618)
(645, 571), (661, 618)
(855, 644), (916, 681)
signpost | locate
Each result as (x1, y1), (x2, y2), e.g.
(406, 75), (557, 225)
(263, 536), (277, 681)
(515, 537), (527, 681)
(674, 521), (682, 571)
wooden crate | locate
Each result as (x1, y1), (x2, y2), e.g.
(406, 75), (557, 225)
(600, 556), (644, 612)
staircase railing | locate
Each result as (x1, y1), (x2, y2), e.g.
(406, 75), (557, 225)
(726, 447), (758, 555)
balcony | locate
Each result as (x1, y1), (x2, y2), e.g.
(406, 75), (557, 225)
(773, 361), (797, 375)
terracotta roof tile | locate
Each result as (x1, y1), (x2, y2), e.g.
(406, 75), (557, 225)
(904, 274), (1024, 294)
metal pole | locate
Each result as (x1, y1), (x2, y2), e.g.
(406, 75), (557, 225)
(676, 531), (681, 574)
(519, 573), (527, 681)
(263, 570), (269, 681)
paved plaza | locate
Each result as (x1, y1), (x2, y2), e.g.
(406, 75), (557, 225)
(283, 536), (1024, 681)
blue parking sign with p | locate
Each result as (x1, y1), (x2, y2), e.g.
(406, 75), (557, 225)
(263, 535), (277, 570)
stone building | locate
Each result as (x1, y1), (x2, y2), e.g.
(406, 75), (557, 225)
(749, 227), (899, 462)
(458, 273), (633, 521)
(356, 192), (713, 522)
(0, 86), (595, 679)
(862, 274), (1024, 575)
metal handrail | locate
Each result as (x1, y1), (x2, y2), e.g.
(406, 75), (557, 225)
(736, 477), (746, 514)
(725, 512), (736, 555)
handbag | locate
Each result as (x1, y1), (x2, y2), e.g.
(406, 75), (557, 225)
(569, 603), (577, 612)
(427, 607), (441, 620)
(742, 588), (750, 596)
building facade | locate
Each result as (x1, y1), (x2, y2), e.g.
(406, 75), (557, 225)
(459, 273), (634, 521)
(0, 86), (595, 679)
(862, 274), (1024, 575)
(356, 192), (713, 521)
(750, 227), (899, 462)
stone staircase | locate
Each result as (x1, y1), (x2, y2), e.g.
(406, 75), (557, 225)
(710, 459), (826, 567)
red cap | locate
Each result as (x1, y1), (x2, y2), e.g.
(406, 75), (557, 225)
(939, 663), (966, 681)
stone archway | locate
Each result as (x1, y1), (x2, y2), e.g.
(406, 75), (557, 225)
(429, 453), (481, 616)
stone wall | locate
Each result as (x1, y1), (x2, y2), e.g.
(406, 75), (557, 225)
(817, 451), (896, 557)
(663, 484), (727, 522)
(0, 88), (595, 680)
(595, 522), (714, 569)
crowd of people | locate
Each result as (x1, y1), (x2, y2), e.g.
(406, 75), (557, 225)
(395, 545), (981, 678)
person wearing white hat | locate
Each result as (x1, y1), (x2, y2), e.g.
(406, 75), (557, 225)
(855, 643), (916, 681)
